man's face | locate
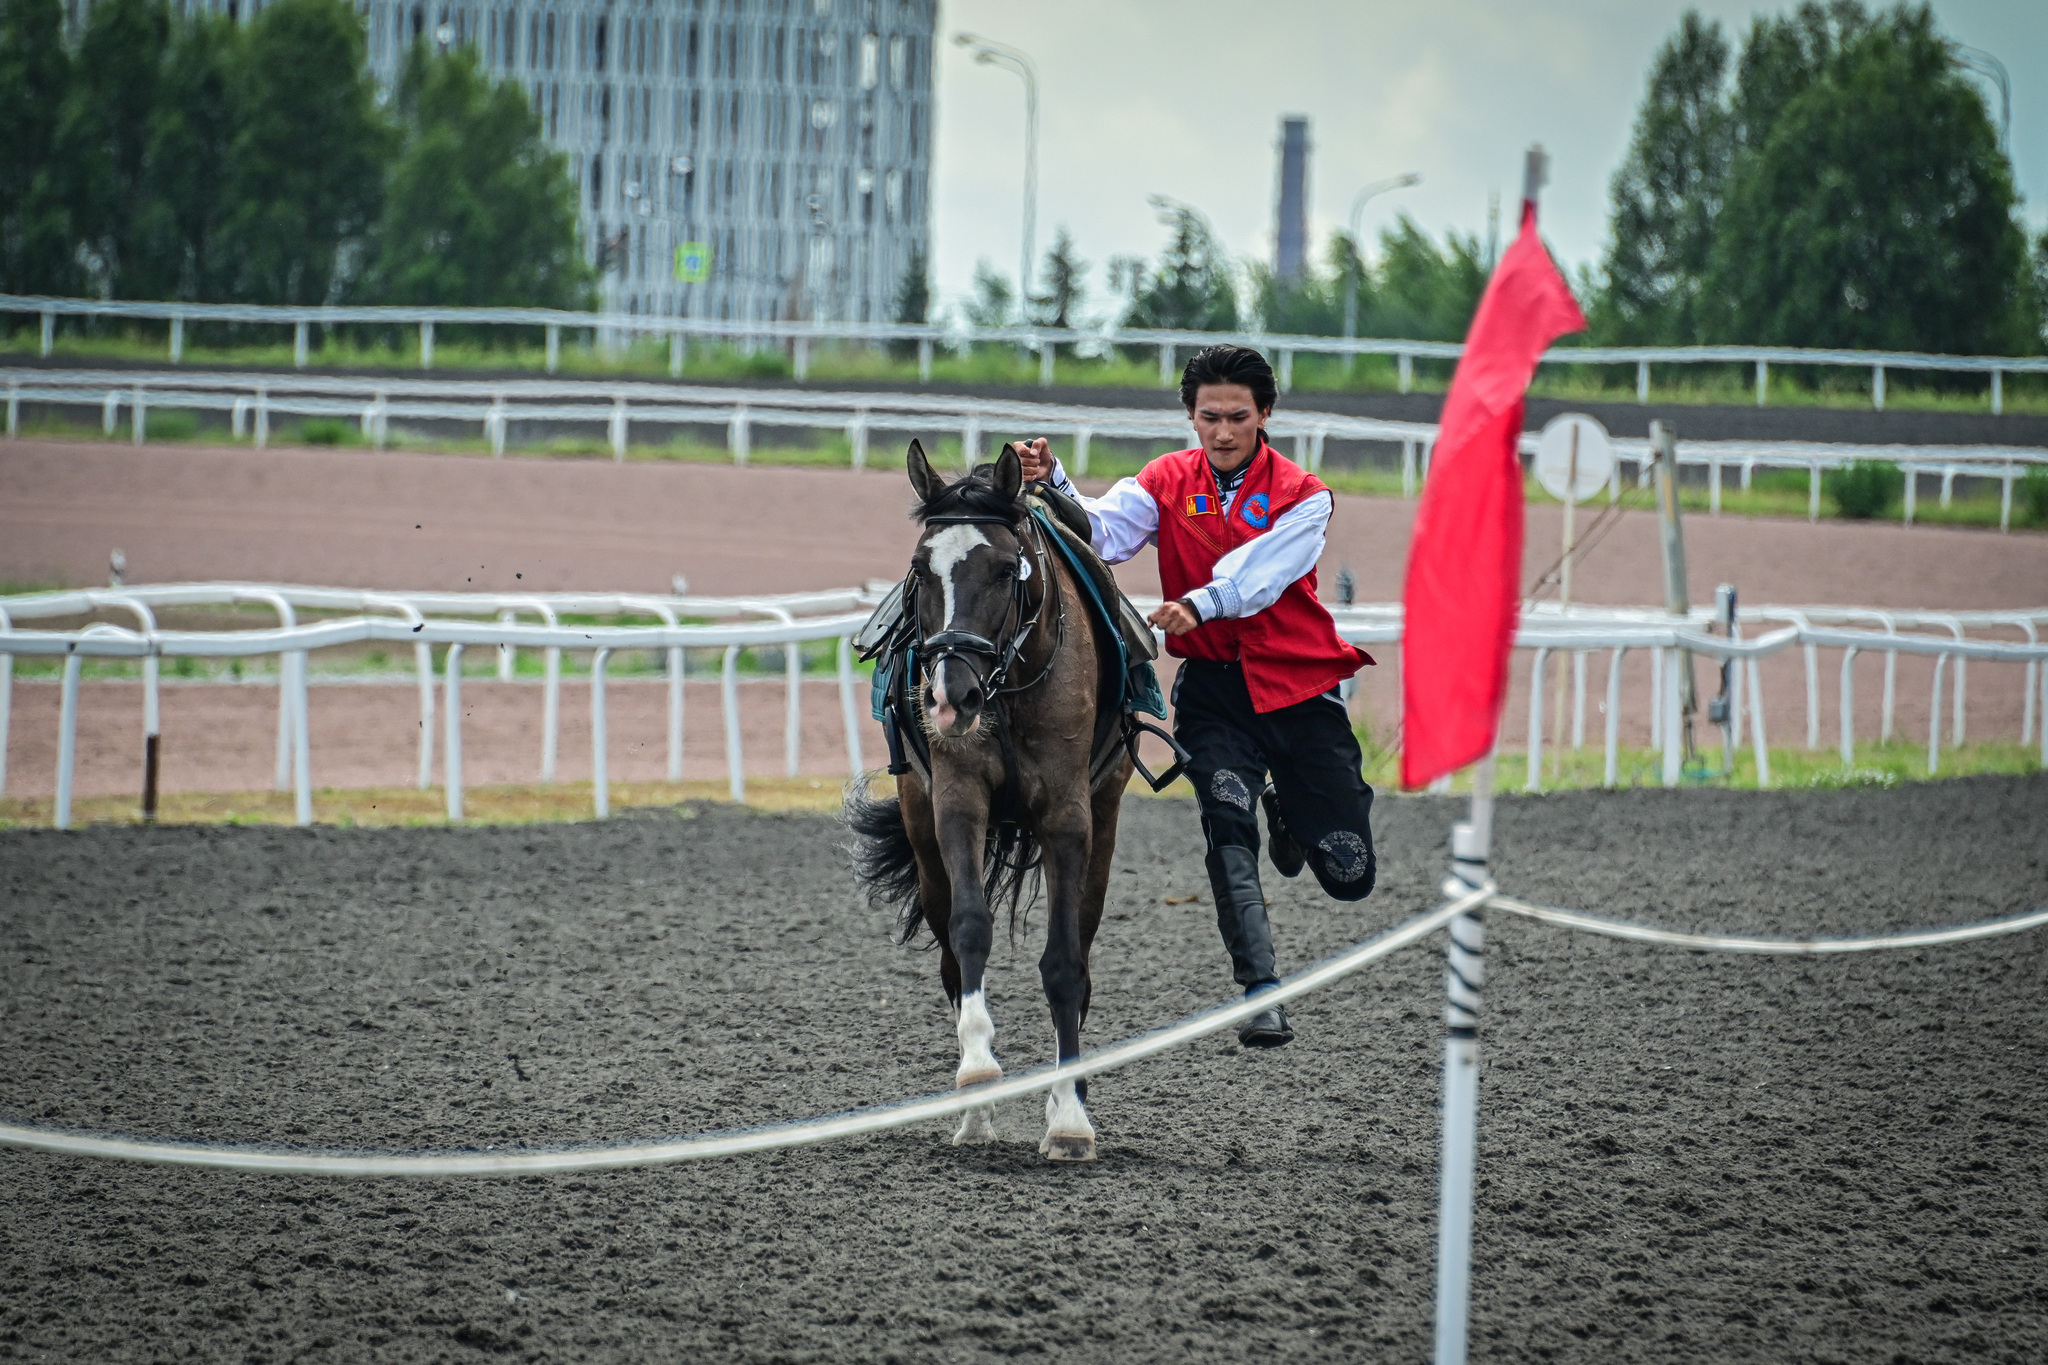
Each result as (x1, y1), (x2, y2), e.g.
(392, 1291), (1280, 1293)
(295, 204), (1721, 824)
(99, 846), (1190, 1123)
(1188, 382), (1268, 474)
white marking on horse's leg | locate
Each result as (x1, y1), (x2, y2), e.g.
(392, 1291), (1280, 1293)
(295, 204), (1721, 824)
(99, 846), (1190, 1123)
(925, 524), (990, 629)
(955, 990), (1001, 1087)
(1041, 1075), (1096, 1163)
(951, 990), (1003, 1145)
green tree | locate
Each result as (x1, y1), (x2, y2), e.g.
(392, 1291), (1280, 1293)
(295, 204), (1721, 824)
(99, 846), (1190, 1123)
(1029, 227), (1086, 328)
(1125, 202), (1237, 332)
(134, 12), (241, 300)
(223, 0), (390, 303)
(1366, 216), (1487, 341)
(0, 0), (74, 293)
(1596, 11), (1732, 343)
(1249, 234), (1353, 337)
(1703, 7), (2033, 353)
(56, 0), (169, 298)
(963, 259), (1013, 328)
(893, 245), (930, 324)
(367, 41), (592, 311)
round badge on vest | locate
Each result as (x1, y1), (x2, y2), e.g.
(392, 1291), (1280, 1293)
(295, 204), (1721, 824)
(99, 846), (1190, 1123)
(1241, 492), (1270, 528)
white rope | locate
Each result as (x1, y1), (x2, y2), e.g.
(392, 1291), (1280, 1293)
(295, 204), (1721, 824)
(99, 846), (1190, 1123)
(1490, 894), (2048, 954)
(8, 883), (2044, 1176)
(0, 886), (1489, 1177)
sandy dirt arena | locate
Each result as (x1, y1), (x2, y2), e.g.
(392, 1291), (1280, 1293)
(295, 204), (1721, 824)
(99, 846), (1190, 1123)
(3, 776), (2046, 1361)
(4, 440), (2045, 801)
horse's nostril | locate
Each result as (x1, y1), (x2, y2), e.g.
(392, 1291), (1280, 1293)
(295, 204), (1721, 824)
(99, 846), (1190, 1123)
(959, 685), (984, 711)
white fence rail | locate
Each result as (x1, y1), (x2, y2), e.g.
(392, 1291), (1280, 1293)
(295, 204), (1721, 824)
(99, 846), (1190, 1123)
(9, 369), (2046, 528)
(2, 584), (2042, 828)
(8, 292), (2048, 411)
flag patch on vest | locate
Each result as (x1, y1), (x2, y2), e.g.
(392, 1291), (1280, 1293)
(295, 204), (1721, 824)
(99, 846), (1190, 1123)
(1184, 493), (1217, 516)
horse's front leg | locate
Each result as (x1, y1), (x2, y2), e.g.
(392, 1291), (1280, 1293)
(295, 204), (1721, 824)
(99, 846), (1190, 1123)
(934, 788), (1002, 1144)
(1036, 800), (1096, 1161)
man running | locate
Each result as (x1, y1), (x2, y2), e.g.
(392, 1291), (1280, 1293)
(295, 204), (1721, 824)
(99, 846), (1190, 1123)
(1018, 343), (1377, 1048)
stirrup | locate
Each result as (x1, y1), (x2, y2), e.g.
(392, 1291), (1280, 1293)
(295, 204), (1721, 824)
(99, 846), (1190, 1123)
(1124, 717), (1191, 792)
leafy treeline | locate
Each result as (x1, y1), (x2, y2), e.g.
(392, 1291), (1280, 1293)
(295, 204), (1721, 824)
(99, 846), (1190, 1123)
(943, 1), (2035, 357)
(1598, 1), (2036, 353)
(0, 0), (590, 311)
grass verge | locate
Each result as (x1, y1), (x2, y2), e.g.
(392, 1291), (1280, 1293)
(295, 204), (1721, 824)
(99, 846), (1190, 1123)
(2, 743), (2037, 831)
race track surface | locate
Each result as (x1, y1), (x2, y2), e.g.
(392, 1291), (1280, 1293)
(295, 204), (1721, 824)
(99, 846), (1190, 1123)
(3, 776), (2046, 1361)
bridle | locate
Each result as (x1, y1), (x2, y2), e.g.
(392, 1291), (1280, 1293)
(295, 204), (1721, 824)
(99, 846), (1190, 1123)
(914, 510), (1063, 704)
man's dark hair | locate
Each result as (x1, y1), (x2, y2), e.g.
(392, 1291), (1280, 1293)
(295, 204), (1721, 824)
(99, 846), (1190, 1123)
(1179, 344), (1277, 414)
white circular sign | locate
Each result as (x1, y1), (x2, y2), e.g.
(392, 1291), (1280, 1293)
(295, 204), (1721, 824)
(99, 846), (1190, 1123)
(1534, 413), (1616, 504)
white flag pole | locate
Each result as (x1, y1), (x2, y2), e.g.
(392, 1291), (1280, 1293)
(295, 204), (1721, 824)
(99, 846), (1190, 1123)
(1432, 140), (1545, 1365)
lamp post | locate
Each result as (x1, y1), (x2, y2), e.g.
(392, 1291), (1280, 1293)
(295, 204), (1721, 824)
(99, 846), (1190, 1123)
(954, 32), (1039, 315)
(1342, 172), (1422, 372)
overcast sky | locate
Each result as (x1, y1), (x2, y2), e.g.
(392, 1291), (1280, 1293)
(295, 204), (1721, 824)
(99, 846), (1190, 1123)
(927, 0), (2047, 323)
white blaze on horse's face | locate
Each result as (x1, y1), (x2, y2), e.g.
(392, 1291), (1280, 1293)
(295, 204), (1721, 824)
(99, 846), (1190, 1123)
(924, 523), (992, 736)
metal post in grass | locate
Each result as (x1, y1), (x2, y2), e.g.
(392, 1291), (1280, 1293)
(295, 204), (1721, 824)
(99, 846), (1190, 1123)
(917, 337), (933, 383)
(7, 379), (17, 436)
(1927, 655), (1944, 775)
(547, 325), (561, 373)
(1991, 369), (2003, 415)
(1872, 363), (1885, 411)
(1039, 342), (1054, 387)
(836, 636), (863, 776)
(1602, 647), (1623, 788)
(132, 386), (146, 446)
(1074, 427), (1091, 477)
(444, 643), (465, 821)
(294, 322), (308, 369)
(420, 321), (435, 371)
(170, 316), (183, 364)
(670, 331), (684, 378)
(291, 650), (312, 825)
(1524, 647), (1546, 793)
(1839, 647), (1858, 765)
(1755, 358), (1767, 406)
(730, 405), (750, 466)
(40, 312), (53, 357)
(55, 653), (81, 829)
(1433, 750), (1494, 1365)
(794, 336), (810, 382)
(1399, 352), (1413, 393)
(1747, 657), (1771, 787)
(721, 645), (745, 803)
(1158, 343), (1174, 387)
(1636, 359), (1648, 403)
(1277, 349), (1293, 394)
(415, 640), (435, 791)
(591, 648), (611, 819)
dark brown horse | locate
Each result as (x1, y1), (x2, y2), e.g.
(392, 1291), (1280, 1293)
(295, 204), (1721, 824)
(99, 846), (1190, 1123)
(847, 440), (1131, 1160)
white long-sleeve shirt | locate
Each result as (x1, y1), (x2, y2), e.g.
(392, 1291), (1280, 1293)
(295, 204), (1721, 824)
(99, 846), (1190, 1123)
(1043, 458), (1330, 624)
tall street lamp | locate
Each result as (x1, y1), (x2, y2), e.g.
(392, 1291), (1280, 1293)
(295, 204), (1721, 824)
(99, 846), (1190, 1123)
(954, 32), (1039, 318)
(1342, 172), (1422, 363)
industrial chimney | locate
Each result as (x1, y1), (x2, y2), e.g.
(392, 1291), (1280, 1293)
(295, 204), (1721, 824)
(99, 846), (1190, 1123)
(1275, 116), (1311, 282)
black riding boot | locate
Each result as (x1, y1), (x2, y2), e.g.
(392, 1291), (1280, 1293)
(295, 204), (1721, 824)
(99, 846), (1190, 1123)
(1261, 784), (1306, 878)
(1205, 845), (1294, 1049)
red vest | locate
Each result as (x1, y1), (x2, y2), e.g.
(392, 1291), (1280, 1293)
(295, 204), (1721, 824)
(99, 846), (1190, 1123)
(1138, 443), (1371, 712)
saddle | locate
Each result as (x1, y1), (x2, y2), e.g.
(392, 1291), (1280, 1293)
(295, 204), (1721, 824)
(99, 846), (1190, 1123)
(855, 482), (1187, 795)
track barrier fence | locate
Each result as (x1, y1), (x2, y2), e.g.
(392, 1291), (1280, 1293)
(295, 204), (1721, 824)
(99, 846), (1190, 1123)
(9, 368), (2048, 529)
(2, 586), (2043, 828)
(9, 291), (2048, 413)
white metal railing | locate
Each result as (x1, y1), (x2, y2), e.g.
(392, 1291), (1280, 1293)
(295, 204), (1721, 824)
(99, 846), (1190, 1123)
(9, 368), (2047, 530)
(8, 292), (2048, 411)
(3, 585), (2043, 828)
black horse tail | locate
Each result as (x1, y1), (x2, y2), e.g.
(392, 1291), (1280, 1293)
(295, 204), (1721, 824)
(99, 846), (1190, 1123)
(845, 774), (925, 944)
(844, 774), (1042, 946)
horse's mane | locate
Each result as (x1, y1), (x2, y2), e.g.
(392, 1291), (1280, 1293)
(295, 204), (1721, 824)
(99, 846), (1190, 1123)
(911, 462), (1025, 525)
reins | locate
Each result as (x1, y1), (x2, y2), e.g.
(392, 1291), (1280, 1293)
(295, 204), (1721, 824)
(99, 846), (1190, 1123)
(914, 510), (1063, 704)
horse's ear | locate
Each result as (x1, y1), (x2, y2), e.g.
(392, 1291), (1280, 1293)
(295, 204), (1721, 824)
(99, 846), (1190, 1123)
(906, 439), (944, 502)
(993, 443), (1024, 502)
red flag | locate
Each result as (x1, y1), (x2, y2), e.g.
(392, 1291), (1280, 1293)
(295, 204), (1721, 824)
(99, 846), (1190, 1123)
(1400, 202), (1586, 789)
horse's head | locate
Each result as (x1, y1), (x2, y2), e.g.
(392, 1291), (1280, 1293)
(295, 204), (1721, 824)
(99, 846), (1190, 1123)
(906, 438), (1032, 739)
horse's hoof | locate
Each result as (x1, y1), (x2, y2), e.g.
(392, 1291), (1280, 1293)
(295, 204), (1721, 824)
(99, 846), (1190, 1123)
(953, 1107), (1000, 1145)
(955, 1068), (1002, 1089)
(1042, 1131), (1097, 1162)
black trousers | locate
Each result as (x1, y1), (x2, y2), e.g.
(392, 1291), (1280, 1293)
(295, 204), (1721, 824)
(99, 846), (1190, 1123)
(1172, 659), (1377, 900)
